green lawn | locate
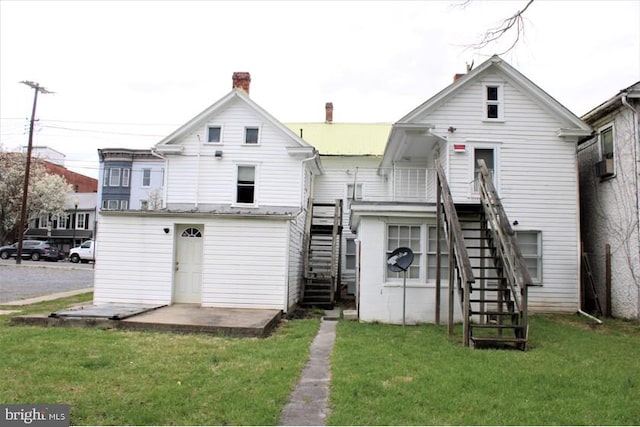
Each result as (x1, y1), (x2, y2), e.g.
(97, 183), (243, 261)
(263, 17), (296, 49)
(329, 315), (640, 425)
(0, 294), (320, 425)
(2, 295), (639, 425)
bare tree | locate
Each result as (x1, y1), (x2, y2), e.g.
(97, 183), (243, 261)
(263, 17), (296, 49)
(461, 0), (535, 55)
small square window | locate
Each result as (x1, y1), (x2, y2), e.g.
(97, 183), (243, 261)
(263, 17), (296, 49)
(208, 126), (221, 143)
(487, 104), (499, 119)
(487, 86), (499, 101)
(245, 127), (259, 144)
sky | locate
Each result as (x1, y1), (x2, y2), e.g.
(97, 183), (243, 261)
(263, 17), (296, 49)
(1, 0), (639, 179)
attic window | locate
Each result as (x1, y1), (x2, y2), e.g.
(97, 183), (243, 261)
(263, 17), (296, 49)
(207, 126), (221, 143)
(484, 84), (503, 120)
(245, 127), (259, 144)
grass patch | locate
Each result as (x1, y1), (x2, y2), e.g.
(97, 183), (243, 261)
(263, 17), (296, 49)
(329, 315), (640, 425)
(0, 295), (320, 425)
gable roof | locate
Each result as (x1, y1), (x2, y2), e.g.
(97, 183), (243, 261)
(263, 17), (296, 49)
(155, 88), (314, 151)
(581, 81), (640, 125)
(398, 54), (591, 134)
(284, 122), (391, 156)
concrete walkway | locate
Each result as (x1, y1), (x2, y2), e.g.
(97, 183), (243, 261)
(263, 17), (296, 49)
(279, 309), (339, 426)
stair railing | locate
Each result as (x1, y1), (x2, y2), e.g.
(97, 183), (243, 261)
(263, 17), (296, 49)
(330, 199), (343, 303)
(300, 195), (315, 302)
(476, 159), (533, 332)
(435, 160), (475, 346)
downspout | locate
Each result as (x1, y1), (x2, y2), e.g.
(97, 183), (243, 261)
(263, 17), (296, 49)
(150, 147), (168, 209)
(621, 91), (640, 318)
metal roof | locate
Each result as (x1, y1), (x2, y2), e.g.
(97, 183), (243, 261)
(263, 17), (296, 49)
(284, 123), (391, 156)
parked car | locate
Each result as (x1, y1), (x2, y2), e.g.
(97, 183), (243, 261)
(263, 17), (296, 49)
(0, 240), (65, 261)
(69, 240), (95, 263)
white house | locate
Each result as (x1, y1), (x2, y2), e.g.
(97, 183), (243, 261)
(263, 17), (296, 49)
(349, 55), (591, 332)
(578, 81), (640, 320)
(93, 73), (322, 311)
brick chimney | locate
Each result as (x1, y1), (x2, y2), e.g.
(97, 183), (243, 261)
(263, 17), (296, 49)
(232, 72), (251, 95)
(453, 73), (466, 82)
(325, 102), (333, 124)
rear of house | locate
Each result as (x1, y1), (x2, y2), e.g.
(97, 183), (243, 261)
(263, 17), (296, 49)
(94, 74), (321, 312)
(349, 56), (591, 325)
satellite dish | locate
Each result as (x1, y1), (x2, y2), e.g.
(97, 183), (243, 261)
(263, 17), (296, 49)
(387, 247), (414, 272)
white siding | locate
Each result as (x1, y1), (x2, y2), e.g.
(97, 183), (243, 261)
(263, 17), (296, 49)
(201, 218), (289, 310)
(411, 72), (581, 313)
(356, 216), (463, 324)
(164, 98), (303, 208)
(94, 215), (174, 305)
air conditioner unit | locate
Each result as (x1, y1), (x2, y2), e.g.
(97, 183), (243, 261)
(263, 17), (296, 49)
(595, 158), (614, 178)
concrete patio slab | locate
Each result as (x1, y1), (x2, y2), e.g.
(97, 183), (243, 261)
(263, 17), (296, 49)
(10, 304), (282, 338)
(119, 304), (282, 337)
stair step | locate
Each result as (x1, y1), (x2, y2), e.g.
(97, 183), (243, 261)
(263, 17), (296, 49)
(471, 310), (518, 316)
(470, 337), (527, 344)
(470, 324), (523, 330)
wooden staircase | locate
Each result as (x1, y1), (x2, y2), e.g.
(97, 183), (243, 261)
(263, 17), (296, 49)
(301, 200), (343, 308)
(436, 160), (532, 350)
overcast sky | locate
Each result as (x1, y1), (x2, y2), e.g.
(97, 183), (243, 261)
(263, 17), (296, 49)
(1, 0), (638, 179)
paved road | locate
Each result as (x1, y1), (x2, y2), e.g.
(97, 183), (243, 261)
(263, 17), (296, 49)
(0, 259), (94, 303)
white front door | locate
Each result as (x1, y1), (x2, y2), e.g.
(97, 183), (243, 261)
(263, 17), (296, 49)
(173, 224), (203, 304)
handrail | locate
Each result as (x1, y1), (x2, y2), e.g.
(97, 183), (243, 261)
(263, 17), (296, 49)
(435, 161), (475, 290)
(330, 199), (343, 303)
(476, 159), (533, 314)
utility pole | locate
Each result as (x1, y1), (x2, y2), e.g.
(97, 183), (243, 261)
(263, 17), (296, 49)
(15, 81), (52, 264)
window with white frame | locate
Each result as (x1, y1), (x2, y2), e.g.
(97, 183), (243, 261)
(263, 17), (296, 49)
(140, 200), (149, 210)
(599, 125), (615, 177)
(207, 126), (222, 143)
(244, 127), (259, 144)
(120, 200), (128, 210)
(236, 165), (256, 204)
(386, 224), (421, 280)
(76, 213), (88, 229)
(109, 168), (121, 186)
(515, 230), (542, 284)
(38, 215), (49, 229)
(142, 169), (151, 187)
(484, 84), (503, 120)
(427, 225), (449, 280)
(122, 168), (130, 187)
(345, 238), (357, 271)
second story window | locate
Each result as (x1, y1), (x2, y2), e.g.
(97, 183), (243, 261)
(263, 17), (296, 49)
(76, 213), (88, 229)
(207, 126), (221, 143)
(601, 127), (614, 160)
(484, 84), (503, 120)
(245, 127), (259, 144)
(122, 169), (130, 187)
(142, 169), (151, 187)
(109, 168), (121, 186)
(236, 165), (256, 204)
